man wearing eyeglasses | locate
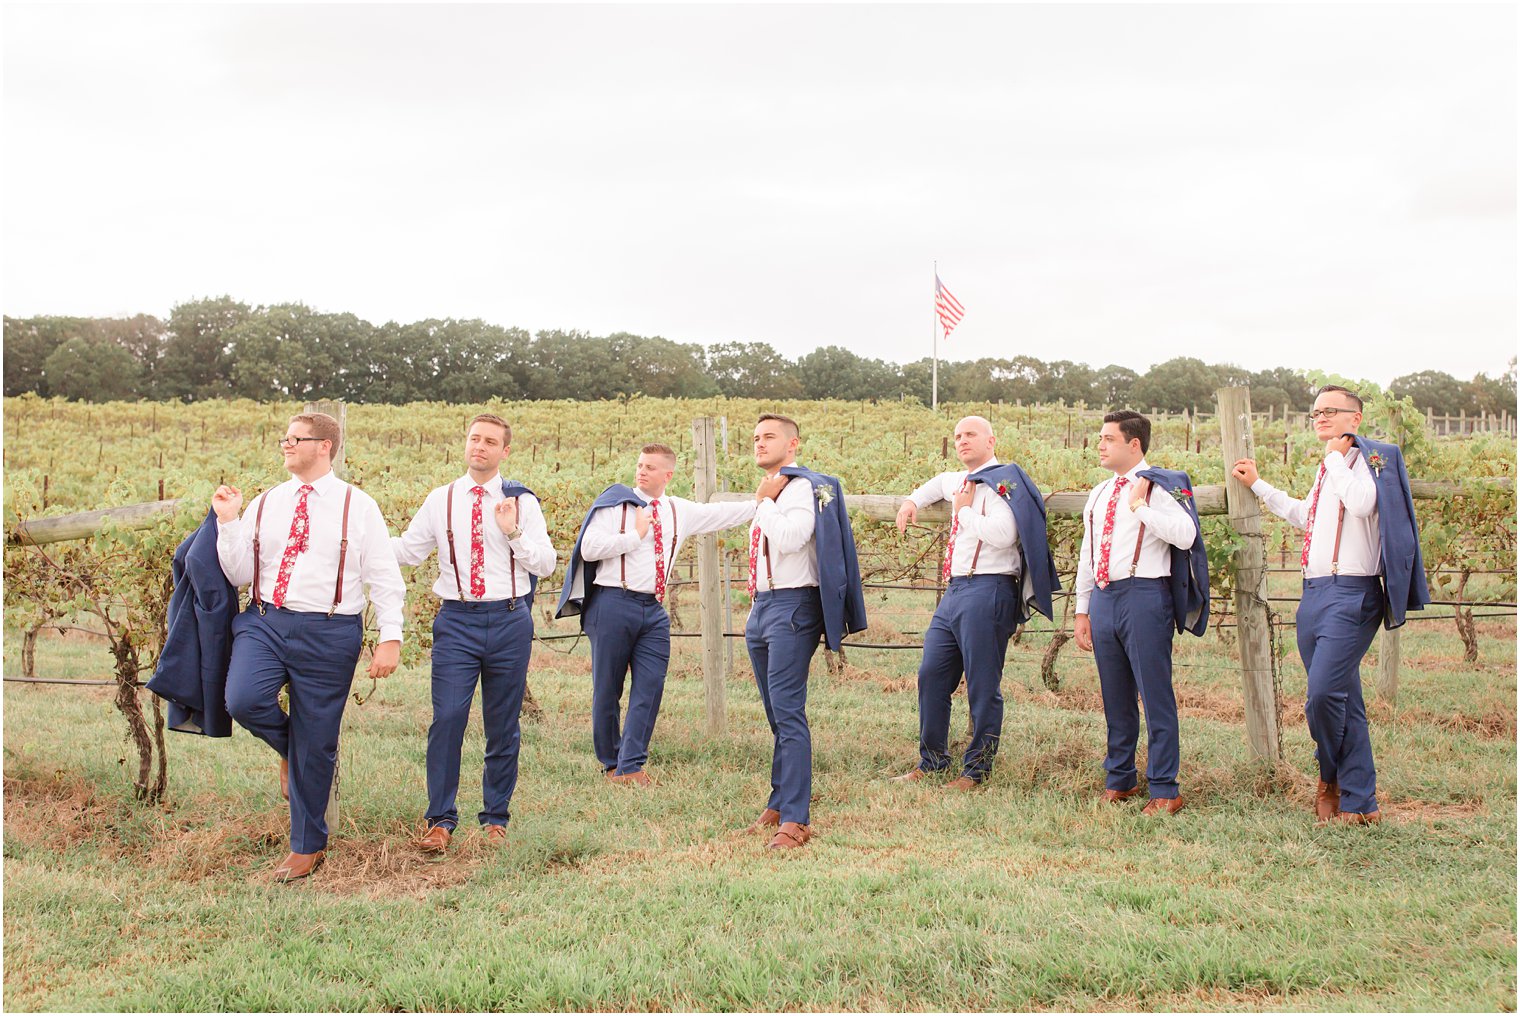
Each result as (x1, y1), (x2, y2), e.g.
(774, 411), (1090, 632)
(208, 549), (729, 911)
(393, 414), (556, 852)
(213, 412), (405, 881)
(1232, 385), (1428, 825)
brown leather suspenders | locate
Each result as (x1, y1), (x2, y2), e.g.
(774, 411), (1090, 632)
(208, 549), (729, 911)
(1127, 482), (1156, 579)
(330, 489), (352, 617)
(251, 493), (268, 610)
(250, 484), (351, 616)
(617, 500), (677, 593)
(619, 504), (630, 588)
(1084, 477), (1155, 579)
(445, 483), (465, 599)
(445, 482), (521, 604)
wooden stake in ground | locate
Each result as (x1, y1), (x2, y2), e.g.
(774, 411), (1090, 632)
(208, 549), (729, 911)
(1216, 386), (1281, 759)
(692, 417), (727, 736)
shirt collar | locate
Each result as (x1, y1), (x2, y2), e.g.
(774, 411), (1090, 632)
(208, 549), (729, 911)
(962, 456), (999, 474)
(1115, 459), (1150, 483)
(458, 474), (503, 496)
(290, 470), (339, 494)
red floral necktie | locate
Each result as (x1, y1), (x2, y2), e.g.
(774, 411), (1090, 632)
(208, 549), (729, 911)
(271, 484), (314, 608)
(941, 480), (970, 581)
(469, 485), (487, 598)
(747, 521), (762, 596)
(1300, 464), (1327, 572)
(1094, 477), (1129, 589)
(650, 500), (667, 601)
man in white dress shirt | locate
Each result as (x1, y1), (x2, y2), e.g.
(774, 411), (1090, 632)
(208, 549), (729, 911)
(213, 412), (404, 881)
(558, 443), (755, 785)
(392, 414), (557, 851)
(892, 416), (1023, 789)
(1232, 385), (1424, 824)
(1073, 411), (1200, 815)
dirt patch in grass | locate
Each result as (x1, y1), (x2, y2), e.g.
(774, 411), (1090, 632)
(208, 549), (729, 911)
(2, 770), (128, 857)
(1369, 700), (1517, 741)
(306, 829), (486, 899)
(1382, 798), (1490, 824)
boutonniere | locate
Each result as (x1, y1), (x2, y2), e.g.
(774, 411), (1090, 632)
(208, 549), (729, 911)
(814, 484), (834, 510)
(1170, 487), (1193, 503)
(996, 481), (1015, 498)
(1366, 451), (1386, 476)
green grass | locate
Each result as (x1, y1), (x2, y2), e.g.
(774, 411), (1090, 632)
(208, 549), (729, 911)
(4, 607), (1515, 1012)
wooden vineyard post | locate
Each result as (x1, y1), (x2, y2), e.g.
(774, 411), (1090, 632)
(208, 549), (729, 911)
(1216, 386), (1281, 759)
(692, 417), (727, 736)
(305, 400), (347, 830)
(1377, 628), (1401, 708)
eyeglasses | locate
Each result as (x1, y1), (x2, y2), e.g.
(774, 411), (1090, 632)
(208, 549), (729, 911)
(1307, 407), (1357, 421)
(277, 436), (324, 448)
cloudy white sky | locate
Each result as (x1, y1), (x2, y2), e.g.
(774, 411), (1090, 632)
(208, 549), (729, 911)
(3, 3), (1515, 384)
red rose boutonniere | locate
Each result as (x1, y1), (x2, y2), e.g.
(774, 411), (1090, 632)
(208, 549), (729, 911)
(1366, 452), (1386, 476)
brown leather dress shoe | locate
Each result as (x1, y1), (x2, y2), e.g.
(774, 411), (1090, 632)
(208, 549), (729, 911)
(1336, 810), (1382, 825)
(418, 824), (452, 852)
(1101, 787), (1142, 804)
(483, 824), (508, 844)
(891, 769), (926, 783)
(767, 821), (811, 849)
(1315, 780), (1341, 823)
(1141, 797), (1185, 816)
(945, 776), (979, 792)
(607, 770), (652, 787)
(279, 758), (290, 802)
(273, 850), (324, 882)
(744, 808), (781, 834)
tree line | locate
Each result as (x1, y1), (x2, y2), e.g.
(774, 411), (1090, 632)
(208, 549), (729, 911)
(4, 296), (1515, 415)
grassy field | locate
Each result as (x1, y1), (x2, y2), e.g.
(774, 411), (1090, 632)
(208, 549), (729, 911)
(3, 583), (1515, 1012)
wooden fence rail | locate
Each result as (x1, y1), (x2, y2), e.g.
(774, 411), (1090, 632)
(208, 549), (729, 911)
(7, 389), (1513, 762)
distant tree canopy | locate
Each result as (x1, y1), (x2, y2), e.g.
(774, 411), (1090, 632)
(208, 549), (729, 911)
(4, 299), (1512, 415)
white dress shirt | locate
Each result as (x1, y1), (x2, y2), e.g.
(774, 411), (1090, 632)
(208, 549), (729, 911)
(1075, 460), (1200, 614)
(391, 475), (557, 601)
(1251, 448), (1380, 579)
(906, 459), (1021, 577)
(750, 470), (819, 590)
(217, 470), (406, 643)
(582, 489), (757, 594)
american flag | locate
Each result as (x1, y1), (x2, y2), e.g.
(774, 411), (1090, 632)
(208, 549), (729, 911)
(935, 274), (964, 339)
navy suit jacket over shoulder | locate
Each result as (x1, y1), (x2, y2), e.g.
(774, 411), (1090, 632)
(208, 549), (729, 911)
(555, 483), (645, 622)
(502, 480), (542, 600)
(1351, 435), (1429, 629)
(1136, 467), (1211, 636)
(779, 465), (868, 650)
(146, 510), (237, 737)
(966, 462), (1060, 624)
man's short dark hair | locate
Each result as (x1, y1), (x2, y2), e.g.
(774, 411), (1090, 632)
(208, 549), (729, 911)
(757, 413), (800, 440)
(641, 443), (676, 462)
(1316, 385), (1363, 412)
(290, 412), (342, 459)
(468, 413), (511, 445)
(1103, 410), (1150, 454)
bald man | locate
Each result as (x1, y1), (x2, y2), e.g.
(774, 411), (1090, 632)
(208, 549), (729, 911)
(893, 417), (1058, 789)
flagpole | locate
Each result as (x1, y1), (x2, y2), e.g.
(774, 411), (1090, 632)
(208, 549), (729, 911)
(931, 260), (939, 412)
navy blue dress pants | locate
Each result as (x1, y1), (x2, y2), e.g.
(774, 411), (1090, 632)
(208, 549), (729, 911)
(425, 598), (533, 830)
(584, 588), (671, 775)
(916, 574), (1021, 781)
(1090, 577), (1181, 800)
(744, 587), (824, 826)
(225, 606), (363, 854)
(1297, 576), (1383, 814)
